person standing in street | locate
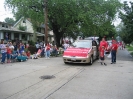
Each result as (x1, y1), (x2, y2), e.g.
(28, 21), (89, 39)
(98, 37), (108, 62)
(110, 40), (118, 64)
(35, 42), (40, 52)
(100, 46), (107, 66)
(45, 42), (51, 59)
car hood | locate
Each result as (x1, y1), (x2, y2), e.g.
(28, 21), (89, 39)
(63, 47), (91, 57)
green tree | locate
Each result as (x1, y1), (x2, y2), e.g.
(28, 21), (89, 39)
(117, 23), (132, 45)
(4, 17), (15, 25)
(119, 1), (133, 44)
(5, 0), (121, 46)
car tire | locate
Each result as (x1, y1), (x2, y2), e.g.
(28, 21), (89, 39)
(64, 62), (68, 64)
(89, 56), (93, 65)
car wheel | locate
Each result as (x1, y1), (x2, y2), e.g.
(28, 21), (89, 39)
(64, 62), (68, 64)
(89, 56), (93, 65)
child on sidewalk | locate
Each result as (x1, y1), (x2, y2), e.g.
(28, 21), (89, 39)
(33, 52), (38, 59)
(6, 45), (12, 63)
(100, 46), (107, 66)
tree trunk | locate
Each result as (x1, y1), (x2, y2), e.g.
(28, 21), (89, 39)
(52, 23), (64, 47)
(54, 31), (63, 47)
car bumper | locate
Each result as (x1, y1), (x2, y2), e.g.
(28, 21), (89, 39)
(63, 56), (91, 63)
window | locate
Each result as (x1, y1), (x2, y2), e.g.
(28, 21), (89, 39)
(2, 24), (5, 27)
(92, 41), (97, 46)
(14, 33), (19, 39)
(6, 25), (8, 28)
(22, 34), (27, 40)
(23, 20), (26, 23)
(73, 40), (91, 48)
(36, 27), (41, 32)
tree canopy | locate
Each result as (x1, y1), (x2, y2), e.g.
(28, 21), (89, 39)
(119, 1), (133, 44)
(4, 17), (15, 25)
(5, 0), (121, 46)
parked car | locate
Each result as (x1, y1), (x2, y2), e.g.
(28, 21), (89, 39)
(63, 39), (99, 65)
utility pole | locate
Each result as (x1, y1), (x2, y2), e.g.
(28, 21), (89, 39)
(44, 0), (48, 44)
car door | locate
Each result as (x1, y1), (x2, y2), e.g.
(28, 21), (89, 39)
(92, 40), (98, 60)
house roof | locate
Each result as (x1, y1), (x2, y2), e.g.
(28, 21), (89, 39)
(0, 27), (33, 34)
(13, 17), (32, 27)
(0, 21), (13, 26)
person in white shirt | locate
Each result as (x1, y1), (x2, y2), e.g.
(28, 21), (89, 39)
(63, 42), (69, 51)
(0, 41), (7, 64)
(35, 42), (40, 52)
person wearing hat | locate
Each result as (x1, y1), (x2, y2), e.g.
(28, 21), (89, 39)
(110, 40), (118, 64)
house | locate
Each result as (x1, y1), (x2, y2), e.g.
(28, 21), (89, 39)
(0, 21), (32, 43)
(13, 17), (54, 42)
(0, 17), (54, 43)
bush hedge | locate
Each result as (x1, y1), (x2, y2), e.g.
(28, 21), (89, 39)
(28, 46), (36, 54)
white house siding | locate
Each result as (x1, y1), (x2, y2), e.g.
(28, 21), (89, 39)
(14, 19), (34, 33)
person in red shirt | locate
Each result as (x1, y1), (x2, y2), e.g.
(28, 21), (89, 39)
(6, 45), (12, 63)
(99, 37), (108, 51)
(26, 51), (31, 59)
(45, 43), (51, 59)
(98, 37), (108, 62)
(110, 40), (118, 64)
(100, 46), (107, 66)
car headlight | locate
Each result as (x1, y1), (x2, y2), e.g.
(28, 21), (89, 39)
(86, 54), (90, 58)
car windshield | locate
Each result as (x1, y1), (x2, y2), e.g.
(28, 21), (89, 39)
(72, 40), (91, 48)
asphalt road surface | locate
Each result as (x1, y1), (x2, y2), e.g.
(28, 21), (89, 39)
(0, 48), (133, 99)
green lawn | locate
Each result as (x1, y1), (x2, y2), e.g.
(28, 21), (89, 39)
(126, 45), (133, 56)
(131, 52), (133, 56)
(126, 45), (133, 51)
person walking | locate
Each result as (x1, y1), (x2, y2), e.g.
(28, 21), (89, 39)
(98, 37), (108, 62)
(110, 40), (118, 64)
(45, 42), (51, 59)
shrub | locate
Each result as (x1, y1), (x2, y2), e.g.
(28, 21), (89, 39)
(28, 46), (36, 54)
(131, 52), (133, 56)
(28, 40), (35, 46)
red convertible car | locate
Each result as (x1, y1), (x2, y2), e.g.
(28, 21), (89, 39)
(63, 40), (99, 65)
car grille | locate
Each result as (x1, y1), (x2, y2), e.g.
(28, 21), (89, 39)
(67, 59), (82, 62)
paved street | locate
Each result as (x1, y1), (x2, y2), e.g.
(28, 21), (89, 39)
(0, 49), (133, 99)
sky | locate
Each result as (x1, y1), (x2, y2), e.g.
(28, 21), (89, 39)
(0, 0), (14, 22)
(0, 0), (132, 25)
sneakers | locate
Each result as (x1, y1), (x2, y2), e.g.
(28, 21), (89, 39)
(104, 63), (107, 66)
(111, 62), (116, 64)
(47, 57), (50, 59)
(45, 57), (50, 59)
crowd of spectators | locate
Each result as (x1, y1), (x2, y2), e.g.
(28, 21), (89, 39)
(0, 40), (61, 64)
(0, 38), (72, 64)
